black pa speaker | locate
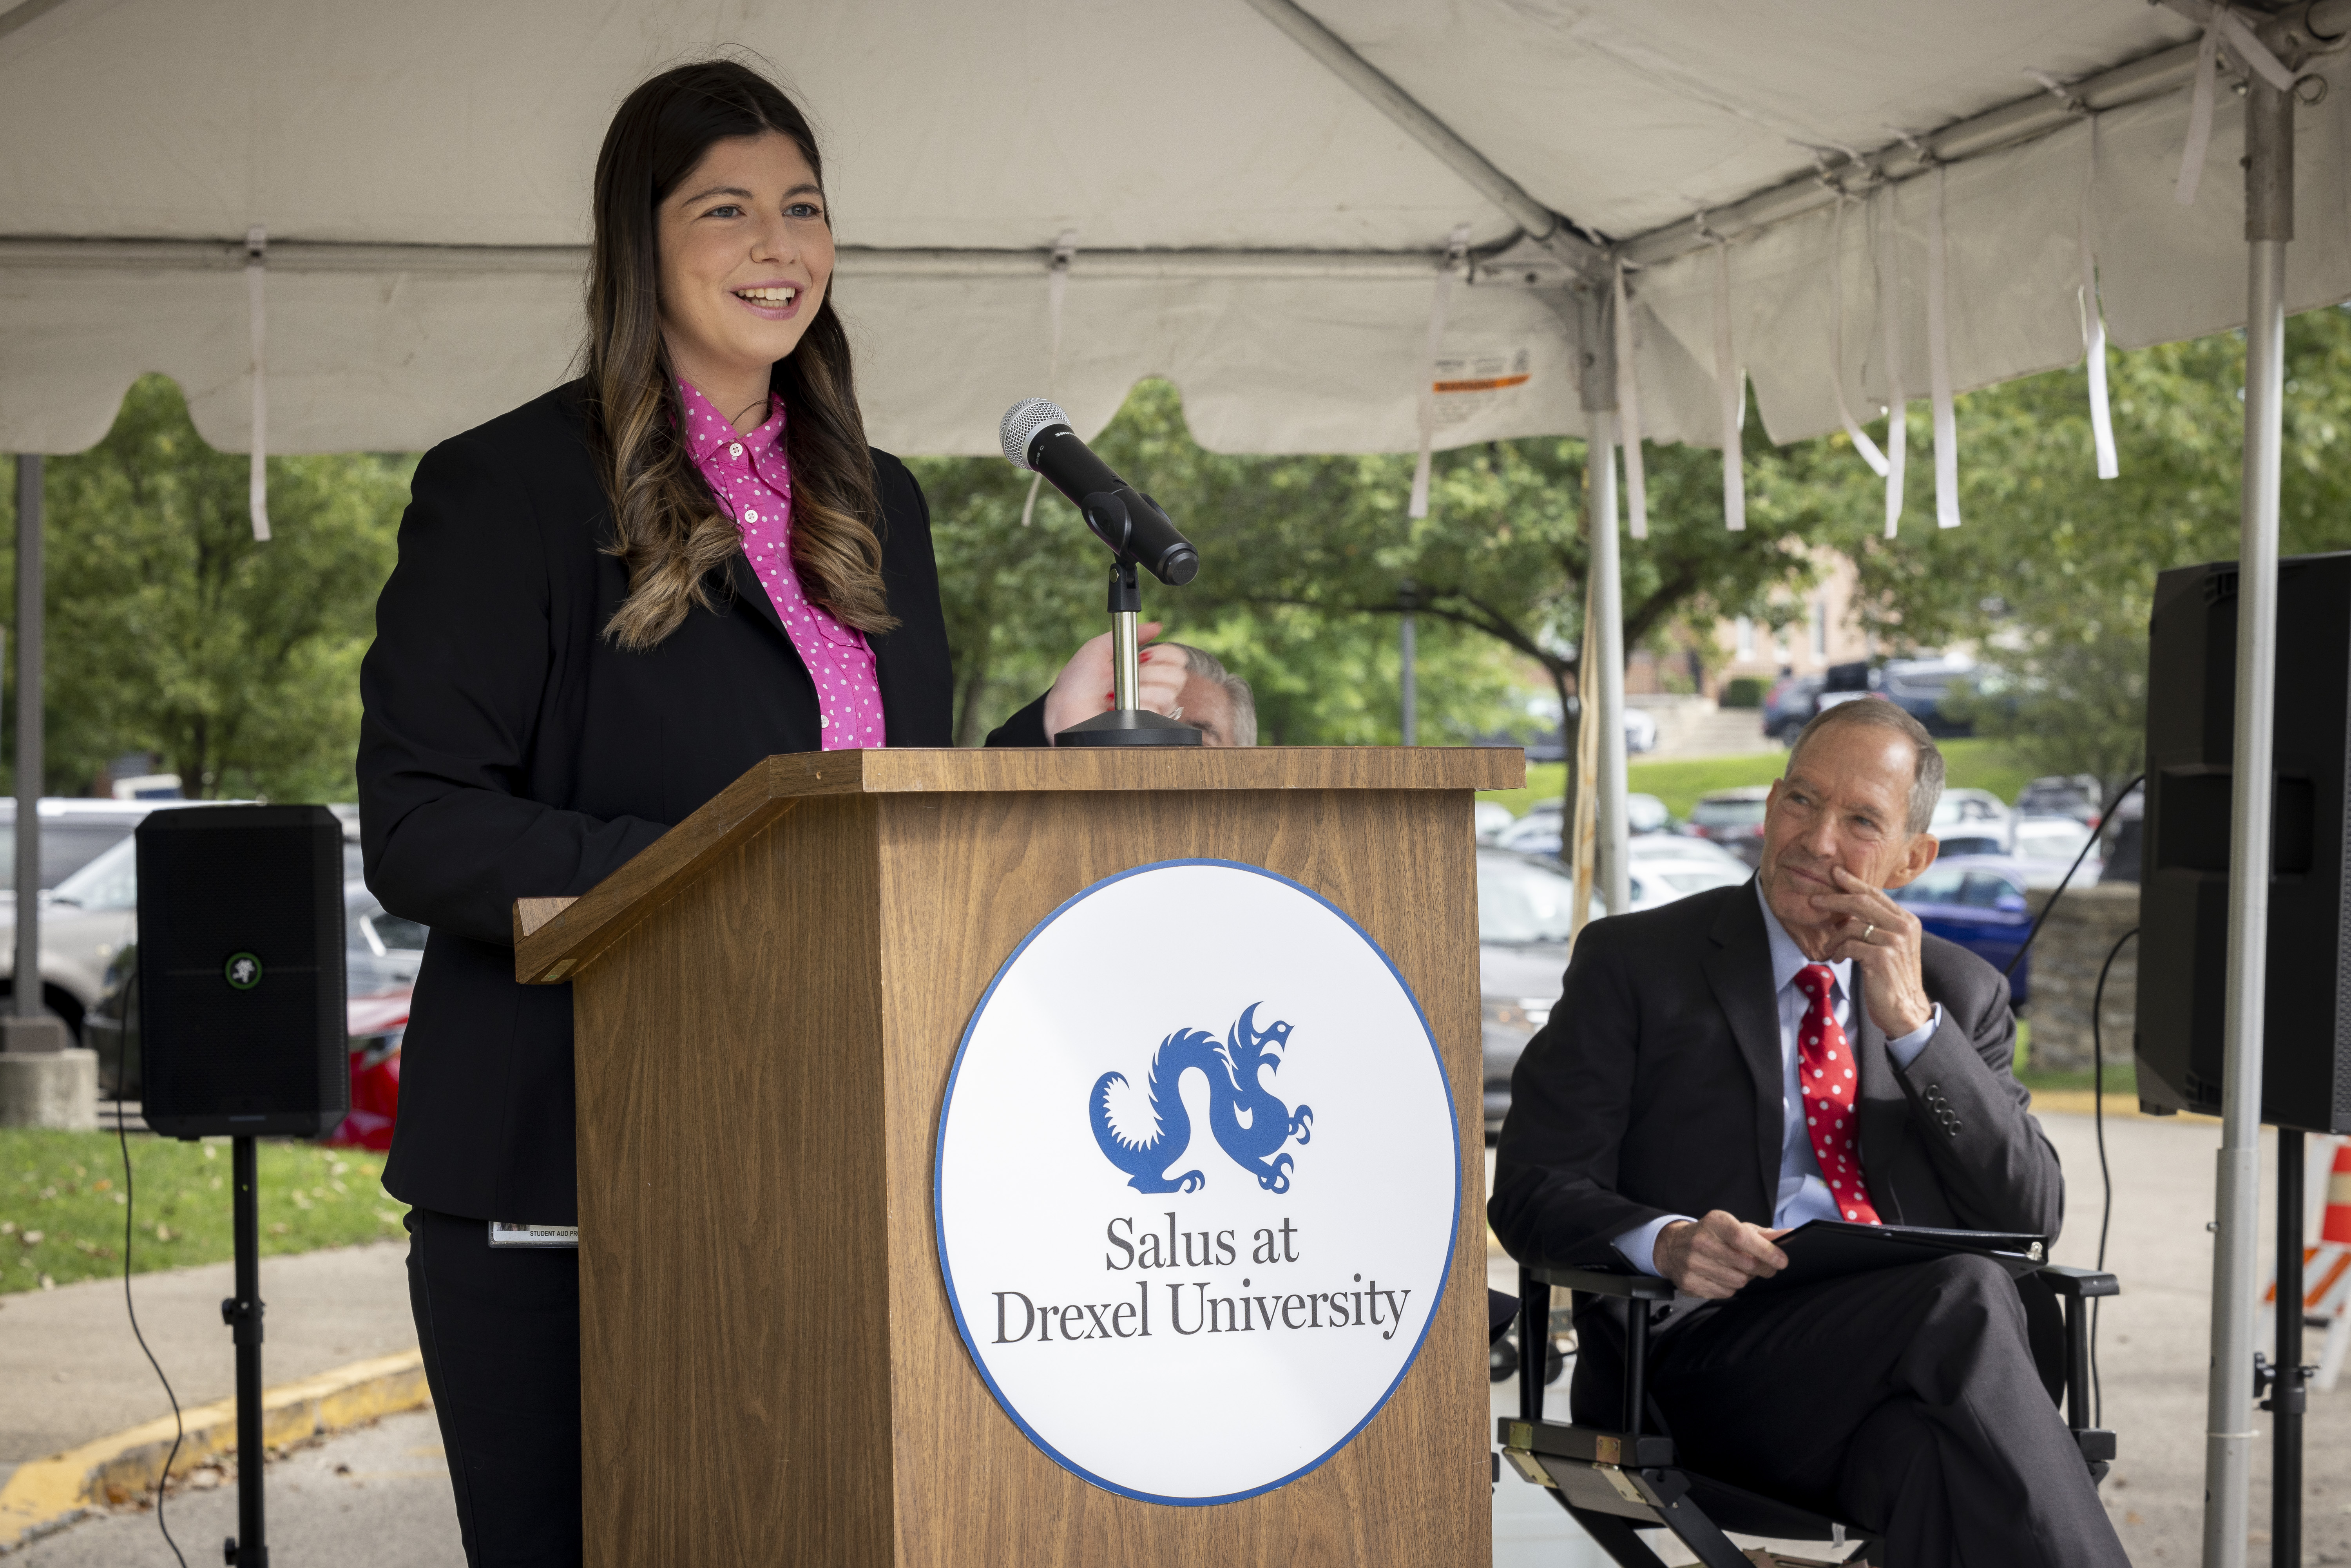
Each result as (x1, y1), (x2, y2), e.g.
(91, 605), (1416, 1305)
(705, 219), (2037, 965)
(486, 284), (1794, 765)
(2135, 553), (2351, 1133)
(136, 805), (348, 1138)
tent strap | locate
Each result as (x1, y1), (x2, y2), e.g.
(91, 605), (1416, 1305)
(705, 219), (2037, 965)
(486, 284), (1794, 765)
(1611, 263), (1649, 540)
(246, 226), (270, 543)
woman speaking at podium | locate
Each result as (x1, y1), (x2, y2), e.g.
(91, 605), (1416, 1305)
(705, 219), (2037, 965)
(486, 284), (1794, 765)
(357, 60), (1178, 1564)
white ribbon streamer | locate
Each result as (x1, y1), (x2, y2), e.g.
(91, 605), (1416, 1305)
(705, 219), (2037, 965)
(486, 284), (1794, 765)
(245, 225), (270, 543)
(1610, 261), (1648, 540)
(2174, 2), (2299, 206)
(1712, 241), (1745, 532)
(1876, 188), (1907, 539)
(1408, 225), (1471, 521)
(1925, 166), (1961, 529)
(1828, 198), (1889, 479)
(2079, 124), (2120, 480)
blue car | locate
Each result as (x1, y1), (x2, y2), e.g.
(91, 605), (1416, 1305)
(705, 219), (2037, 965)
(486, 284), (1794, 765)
(1888, 855), (2032, 1005)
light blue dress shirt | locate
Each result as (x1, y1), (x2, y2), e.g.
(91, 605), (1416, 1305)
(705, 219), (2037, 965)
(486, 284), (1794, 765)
(1613, 881), (1942, 1275)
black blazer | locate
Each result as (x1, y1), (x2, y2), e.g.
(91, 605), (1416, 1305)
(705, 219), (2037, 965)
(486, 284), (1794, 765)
(1487, 878), (2063, 1271)
(358, 381), (1043, 1224)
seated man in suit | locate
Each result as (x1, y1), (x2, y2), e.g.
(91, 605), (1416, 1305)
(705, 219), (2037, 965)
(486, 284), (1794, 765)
(1489, 699), (2128, 1568)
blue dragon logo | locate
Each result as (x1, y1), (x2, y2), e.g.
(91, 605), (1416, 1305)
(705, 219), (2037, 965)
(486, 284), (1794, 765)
(1088, 1003), (1314, 1194)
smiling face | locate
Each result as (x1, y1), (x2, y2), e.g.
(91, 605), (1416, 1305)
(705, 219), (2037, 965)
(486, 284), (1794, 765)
(655, 130), (834, 425)
(1758, 719), (1940, 950)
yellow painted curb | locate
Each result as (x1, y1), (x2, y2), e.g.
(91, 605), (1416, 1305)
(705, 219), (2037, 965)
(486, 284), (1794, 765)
(2032, 1090), (2218, 1121)
(0, 1348), (430, 1547)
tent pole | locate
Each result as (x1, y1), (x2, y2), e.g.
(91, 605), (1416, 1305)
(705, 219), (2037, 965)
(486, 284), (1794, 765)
(1398, 595), (1418, 746)
(2202, 71), (2292, 1568)
(11, 455), (39, 1028)
(1576, 286), (1631, 918)
(1586, 408), (1629, 916)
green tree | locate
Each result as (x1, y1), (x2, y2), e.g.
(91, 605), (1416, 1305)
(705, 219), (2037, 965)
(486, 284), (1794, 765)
(2, 376), (408, 800)
(1850, 304), (2351, 796)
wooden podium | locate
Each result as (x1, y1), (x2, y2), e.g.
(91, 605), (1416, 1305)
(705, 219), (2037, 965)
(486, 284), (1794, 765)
(514, 746), (1520, 1566)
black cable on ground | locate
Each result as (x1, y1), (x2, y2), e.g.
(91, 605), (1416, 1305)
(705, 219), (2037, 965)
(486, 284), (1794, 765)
(117, 1105), (188, 1568)
(2004, 773), (2145, 980)
(2088, 924), (2137, 1431)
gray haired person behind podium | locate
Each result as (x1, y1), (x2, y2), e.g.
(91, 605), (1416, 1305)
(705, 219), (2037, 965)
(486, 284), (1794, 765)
(1488, 699), (2129, 1568)
(1160, 643), (1256, 748)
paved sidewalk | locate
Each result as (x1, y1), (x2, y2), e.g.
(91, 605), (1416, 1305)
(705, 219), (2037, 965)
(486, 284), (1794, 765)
(0, 1242), (416, 1473)
(13, 1408), (461, 1567)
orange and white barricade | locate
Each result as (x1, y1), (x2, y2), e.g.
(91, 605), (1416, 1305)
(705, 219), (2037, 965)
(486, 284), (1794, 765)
(2264, 1138), (2351, 1392)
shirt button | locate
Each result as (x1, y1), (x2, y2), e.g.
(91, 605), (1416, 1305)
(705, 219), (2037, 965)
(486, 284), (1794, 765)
(728, 443), (743, 458)
(744, 509), (759, 523)
(819, 715), (829, 728)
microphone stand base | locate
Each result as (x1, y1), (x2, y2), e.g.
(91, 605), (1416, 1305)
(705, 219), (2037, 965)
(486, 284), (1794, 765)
(1056, 709), (1203, 747)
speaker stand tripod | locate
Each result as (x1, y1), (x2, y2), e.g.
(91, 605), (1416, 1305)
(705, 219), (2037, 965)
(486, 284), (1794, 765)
(2257, 1128), (2319, 1568)
(221, 1135), (268, 1567)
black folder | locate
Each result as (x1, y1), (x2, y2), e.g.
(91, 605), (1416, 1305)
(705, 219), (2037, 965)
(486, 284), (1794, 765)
(1744, 1220), (2048, 1294)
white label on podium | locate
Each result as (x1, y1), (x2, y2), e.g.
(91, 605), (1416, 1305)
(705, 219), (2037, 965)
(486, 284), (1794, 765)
(935, 859), (1459, 1505)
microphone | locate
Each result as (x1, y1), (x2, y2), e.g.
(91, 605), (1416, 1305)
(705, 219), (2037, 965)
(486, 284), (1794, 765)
(1000, 398), (1199, 586)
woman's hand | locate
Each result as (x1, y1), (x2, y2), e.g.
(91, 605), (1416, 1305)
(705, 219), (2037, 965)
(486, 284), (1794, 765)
(1043, 621), (1188, 743)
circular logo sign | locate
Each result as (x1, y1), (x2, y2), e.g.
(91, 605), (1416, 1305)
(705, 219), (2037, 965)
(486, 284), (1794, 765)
(935, 860), (1458, 1505)
(223, 952), (262, 990)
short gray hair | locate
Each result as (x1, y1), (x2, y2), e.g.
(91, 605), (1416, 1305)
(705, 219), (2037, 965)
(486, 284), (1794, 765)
(1787, 699), (1945, 834)
(1167, 643), (1258, 747)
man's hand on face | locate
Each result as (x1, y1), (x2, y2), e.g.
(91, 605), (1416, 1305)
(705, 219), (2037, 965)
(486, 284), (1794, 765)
(1809, 864), (1935, 1039)
(1653, 1210), (1790, 1299)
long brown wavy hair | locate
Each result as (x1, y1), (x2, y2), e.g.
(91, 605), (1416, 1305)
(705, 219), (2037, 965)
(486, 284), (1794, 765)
(585, 60), (894, 650)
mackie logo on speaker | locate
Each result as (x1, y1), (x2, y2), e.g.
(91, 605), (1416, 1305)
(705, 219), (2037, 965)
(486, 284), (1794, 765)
(224, 952), (263, 990)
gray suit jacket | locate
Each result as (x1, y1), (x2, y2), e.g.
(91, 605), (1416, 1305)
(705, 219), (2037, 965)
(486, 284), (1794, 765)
(1487, 877), (2063, 1271)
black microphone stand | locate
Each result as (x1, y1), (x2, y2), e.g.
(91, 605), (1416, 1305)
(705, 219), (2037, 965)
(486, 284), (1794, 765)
(1055, 553), (1201, 748)
(223, 1135), (268, 1566)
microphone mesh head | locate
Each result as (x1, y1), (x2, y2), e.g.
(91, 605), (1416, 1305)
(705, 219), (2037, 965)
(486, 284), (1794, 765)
(1000, 398), (1070, 471)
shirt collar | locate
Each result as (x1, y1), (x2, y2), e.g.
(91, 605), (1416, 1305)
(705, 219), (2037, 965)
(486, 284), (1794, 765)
(1753, 878), (1849, 1003)
(677, 378), (784, 465)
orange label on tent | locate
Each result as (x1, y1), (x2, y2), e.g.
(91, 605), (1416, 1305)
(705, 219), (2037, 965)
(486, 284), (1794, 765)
(1433, 373), (1531, 394)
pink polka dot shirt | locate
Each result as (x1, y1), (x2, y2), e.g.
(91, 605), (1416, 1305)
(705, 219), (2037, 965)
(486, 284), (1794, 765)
(678, 379), (885, 749)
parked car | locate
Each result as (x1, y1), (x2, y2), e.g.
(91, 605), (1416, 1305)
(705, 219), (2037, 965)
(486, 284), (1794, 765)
(1888, 855), (2032, 1004)
(0, 797), (187, 890)
(1473, 800), (1516, 844)
(1878, 656), (1977, 738)
(2010, 813), (2102, 889)
(2014, 775), (2104, 826)
(1623, 707), (1660, 754)
(1814, 661), (1877, 713)
(1477, 848), (1586, 1139)
(1476, 837), (1748, 1137)
(1624, 835), (1751, 908)
(0, 800), (239, 1034)
(1761, 674), (1824, 743)
(1489, 793), (1672, 859)
(1687, 786), (1773, 867)
(1927, 788), (2013, 858)
(1516, 713), (1667, 763)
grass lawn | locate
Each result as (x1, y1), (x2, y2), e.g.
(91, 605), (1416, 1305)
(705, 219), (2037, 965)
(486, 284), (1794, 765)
(1479, 738), (2034, 821)
(1, 1129), (406, 1294)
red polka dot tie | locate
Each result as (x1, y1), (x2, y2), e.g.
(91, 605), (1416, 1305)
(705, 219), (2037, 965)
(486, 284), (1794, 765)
(1794, 963), (1880, 1225)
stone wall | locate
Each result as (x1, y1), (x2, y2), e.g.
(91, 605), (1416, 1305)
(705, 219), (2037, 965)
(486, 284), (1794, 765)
(2020, 882), (2141, 1072)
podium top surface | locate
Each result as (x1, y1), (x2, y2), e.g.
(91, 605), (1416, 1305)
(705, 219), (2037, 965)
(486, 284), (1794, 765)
(710, 746), (1520, 798)
(514, 746), (1522, 983)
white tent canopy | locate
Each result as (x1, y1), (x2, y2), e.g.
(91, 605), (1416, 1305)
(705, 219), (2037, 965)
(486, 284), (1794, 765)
(4, 7), (2345, 1565)
(3, 0), (2345, 464)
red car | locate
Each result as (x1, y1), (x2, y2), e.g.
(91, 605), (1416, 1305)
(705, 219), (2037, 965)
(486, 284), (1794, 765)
(326, 989), (411, 1151)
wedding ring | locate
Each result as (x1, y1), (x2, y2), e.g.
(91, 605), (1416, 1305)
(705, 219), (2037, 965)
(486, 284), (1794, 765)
(1863, 922), (1876, 942)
